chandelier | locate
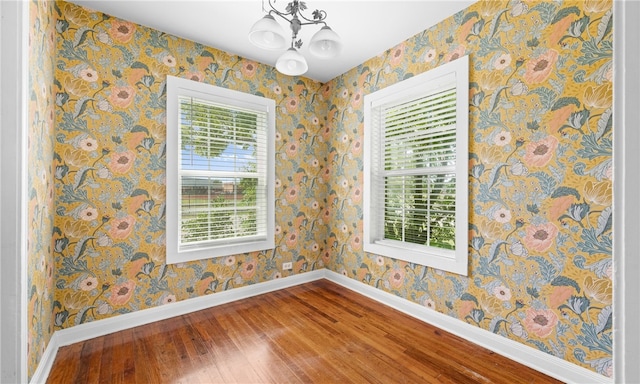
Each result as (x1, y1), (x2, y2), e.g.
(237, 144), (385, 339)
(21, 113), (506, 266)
(248, 0), (342, 76)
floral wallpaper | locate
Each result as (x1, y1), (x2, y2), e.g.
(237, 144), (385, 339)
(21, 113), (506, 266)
(51, 0), (328, 340)
(324, 0), (613, 377)
(27, 0), (57, 380)
(24, 0), (613, 380)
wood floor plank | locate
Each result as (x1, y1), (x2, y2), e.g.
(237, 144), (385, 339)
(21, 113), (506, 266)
(46, 279), (563, 384)
(75, 334), (103, 383)
(216, 308), (301, 383)
(97, 332), (114, 384)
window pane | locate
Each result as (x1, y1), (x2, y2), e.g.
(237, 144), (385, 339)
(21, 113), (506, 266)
(383, 88), (457, 171)
(180, 176), (260, 244)
(179, 96), (261, 173)
(383, 173), (456, 249)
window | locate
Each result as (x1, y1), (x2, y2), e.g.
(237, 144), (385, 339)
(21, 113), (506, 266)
(166, 76), (275, 264)
(363, 56), (469, 275)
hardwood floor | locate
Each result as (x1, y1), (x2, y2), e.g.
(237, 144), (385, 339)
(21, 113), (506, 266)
(47, 279), (562, 383)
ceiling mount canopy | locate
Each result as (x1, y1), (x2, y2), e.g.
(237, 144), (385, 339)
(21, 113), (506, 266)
(248, 0), (342, 76)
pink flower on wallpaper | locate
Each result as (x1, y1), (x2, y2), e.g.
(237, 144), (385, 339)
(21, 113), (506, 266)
(445, 45), (466, 62)
(548, 105), (574, 132)
(162, 294), (177, 305)
(493, 208), (511, 223)
(109, 280), (136, 306)
(109, 86), (136, 109)
(493, 285), (512, 301)
(351, 89), (363, 109)
(286, 231), (298, 248)
(79, 276), (98, 291)
(523, 222), (558, 252)
(108, 151), (136, 174)
(225, 255), (236, 267)
(389, 43), (405, 67)
(458, 300), (475, 318)
(549, 195), (575, 221)
(109, 20), (136, 43)
(162, 54), (176, 67)
(424, 48), (437, 63)
(523, 49), (558, 84)
(79, 67), (98, 82)
(322, 208), (331, 224)
(185, 71), (204, 82)
(493, 131), (511, 146)
(109, 215), (136, 240)
(523, 136), (558, 167)
(351, 187), (362, 204)
(79, 206), (98, 221)
(322, 125), (332, 141)
(350, 235), (362, 251)
(285, 141), (299, 158)
(524, 308), (558, 338)
(423, 298), (436, 310)
(389, 268), (405, 289)
(285, 186), (299, 203)
(322, 250), (331, 265)
(493, 53), (512, 70)
(285, 96), (299, 113)
(79, 137), (98, 151)
(321, 167), (331, 183)
(241, 61), (257, 78)
(351, 139), (362, 156)
(549, 285), (574, 308)
(241, 259), (257, 280)
(321, 83), (332, 99)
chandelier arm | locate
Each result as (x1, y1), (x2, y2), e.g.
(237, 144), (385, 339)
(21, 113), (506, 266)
(264, 0), (283, 15)
(296, 20), (328, 27)
(267, 9), (292, 24)
(264, 0), (328, 25)
(296, 9), (327, 24)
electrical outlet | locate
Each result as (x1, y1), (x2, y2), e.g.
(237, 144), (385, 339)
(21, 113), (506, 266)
(282, 262), (293, 270)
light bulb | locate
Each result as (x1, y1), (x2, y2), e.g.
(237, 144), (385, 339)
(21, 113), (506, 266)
(319, 40), (332, 52)
(309, 26), (341, 58)
(263, 31), (274, 44)
(276, 47), (307, 76)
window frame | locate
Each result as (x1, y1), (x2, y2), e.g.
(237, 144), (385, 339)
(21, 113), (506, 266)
(166, 75), (275, 264)
(363, 56), (469, 276)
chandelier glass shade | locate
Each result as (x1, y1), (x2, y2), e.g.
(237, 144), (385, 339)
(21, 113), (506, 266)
(248, 0), (341, 76)
(248, 14), (288, 50)
(275, 47), (308, 76)
(308, 25), (342, 59)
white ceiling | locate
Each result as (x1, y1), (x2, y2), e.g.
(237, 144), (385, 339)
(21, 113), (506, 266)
(70, 0), (475, 83)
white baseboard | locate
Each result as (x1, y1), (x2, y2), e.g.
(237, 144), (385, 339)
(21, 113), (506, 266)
(323, 270), (610, 384)
(31, 269), (609, 384)
(29, 332), (60, 384)
(29, 270), (325, 384)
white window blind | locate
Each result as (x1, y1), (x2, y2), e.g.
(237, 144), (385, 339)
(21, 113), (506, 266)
(364, 56), (469, 275)
(166, 76), (275, 264)
(381, 87), (457, 249)
(178, 96), (268, 248)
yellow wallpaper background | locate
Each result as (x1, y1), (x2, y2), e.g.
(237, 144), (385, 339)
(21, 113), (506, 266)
(27, 1), (57, 380)
(52, 0), (329, 327)
(324, 0), (613, 377)
(25, 0), (612, 379)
